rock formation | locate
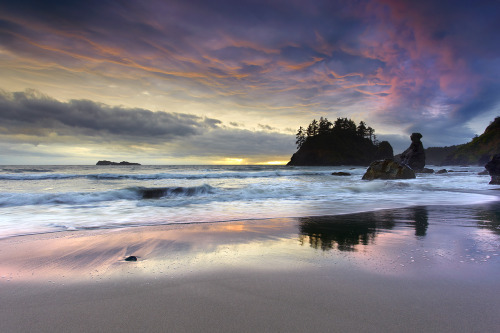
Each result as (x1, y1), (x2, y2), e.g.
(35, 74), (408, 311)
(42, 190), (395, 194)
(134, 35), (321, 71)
(400, 133), (425, 170)
(375, 141), (394, 160)
(287, 117), (394, 166)
(485, 154), (500, 185)
(362, 159), (416, 180)
(288, 138), (393, 166)
(332, 172), (351, 176)
(96, 160), (141, 165)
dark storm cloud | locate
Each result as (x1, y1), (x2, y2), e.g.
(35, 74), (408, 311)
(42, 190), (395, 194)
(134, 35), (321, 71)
(0, 90), (220, 139)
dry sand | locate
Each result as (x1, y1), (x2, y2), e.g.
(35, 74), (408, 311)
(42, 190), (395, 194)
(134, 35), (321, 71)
(1, 204), (500, 332)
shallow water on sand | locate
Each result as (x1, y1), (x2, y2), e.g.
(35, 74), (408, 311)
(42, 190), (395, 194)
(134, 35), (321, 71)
(1, 203), (499, 283)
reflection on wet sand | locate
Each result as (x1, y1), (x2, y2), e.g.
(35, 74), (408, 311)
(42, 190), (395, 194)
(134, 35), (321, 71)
(476, 206), (500, 235)
(0, 219), (300, 281)
(298, 207), (429, 251)
(1, 203), (499, 282)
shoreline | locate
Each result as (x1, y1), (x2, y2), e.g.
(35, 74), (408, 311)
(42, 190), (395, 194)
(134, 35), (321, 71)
(2, 186), (499, 240)
(1, 203), (500, 332)
(1, 201), (500, 280)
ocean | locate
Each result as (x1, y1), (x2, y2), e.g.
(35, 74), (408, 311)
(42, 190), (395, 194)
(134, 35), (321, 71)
(0, 164), (498, 238)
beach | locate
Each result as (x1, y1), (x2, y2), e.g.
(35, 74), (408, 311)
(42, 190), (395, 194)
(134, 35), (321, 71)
(1, 203), (500, 332)
(2, 0), (500, 330)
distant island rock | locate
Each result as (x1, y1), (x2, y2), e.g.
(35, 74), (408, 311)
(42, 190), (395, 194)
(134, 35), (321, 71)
(287, 117), (393, 166)
(96, 160), (141, 165)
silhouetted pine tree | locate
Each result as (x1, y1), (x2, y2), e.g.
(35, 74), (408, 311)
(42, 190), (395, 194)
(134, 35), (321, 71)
(295, 126), (306, 149)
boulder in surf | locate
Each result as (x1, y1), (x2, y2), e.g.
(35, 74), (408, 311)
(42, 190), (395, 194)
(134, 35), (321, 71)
(362, 159), (416, 180)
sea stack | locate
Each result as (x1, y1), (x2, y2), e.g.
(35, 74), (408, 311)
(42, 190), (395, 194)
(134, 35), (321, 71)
(485, 154), (500, 185)
(400, 133), (425, 171)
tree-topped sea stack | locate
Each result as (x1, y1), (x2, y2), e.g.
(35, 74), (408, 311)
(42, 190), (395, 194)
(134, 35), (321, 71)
(287, 117), (393, 166)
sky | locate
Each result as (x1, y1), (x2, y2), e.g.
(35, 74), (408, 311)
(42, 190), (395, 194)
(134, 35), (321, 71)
(0, 0), (499, 165)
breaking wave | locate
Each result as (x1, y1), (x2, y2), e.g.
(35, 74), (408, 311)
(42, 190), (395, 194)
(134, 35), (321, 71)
(0, 184), (216, 207)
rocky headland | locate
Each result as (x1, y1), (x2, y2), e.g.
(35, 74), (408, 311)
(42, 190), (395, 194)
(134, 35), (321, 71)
(440, 117), (500, 165)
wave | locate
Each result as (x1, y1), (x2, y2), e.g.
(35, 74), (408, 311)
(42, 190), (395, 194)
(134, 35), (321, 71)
(138, 184), (215, 199)
(0, 169), (335, 181)
(0, 173), (80, 180)
(1, 168), (54, 173)
(0, 184), (216, 207)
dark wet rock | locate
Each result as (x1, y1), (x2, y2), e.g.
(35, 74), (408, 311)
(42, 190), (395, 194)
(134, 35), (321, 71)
(436, 169), (448, 174)
(400, 133), (426, 170)
(416, 168), (434, 174)
(478, 170), (489, 175)
(125, 256), (138, 261)
(375, 141), (394, 160)
(485, 154), (500, 185)
(362, 159), (416, 180)
(141, 188), (167, 199)
(332, 172), (351, 176)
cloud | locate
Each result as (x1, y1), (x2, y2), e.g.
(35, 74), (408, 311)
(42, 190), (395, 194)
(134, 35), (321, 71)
(173, 128), (294, 158)
(258, 124), (278, 131)
(0, 0), (499, 160)
(353, 1), (500, 124)
(0, 89), (221, 140)
(0, 0), (381, 113)
(0, 90), (295, 163)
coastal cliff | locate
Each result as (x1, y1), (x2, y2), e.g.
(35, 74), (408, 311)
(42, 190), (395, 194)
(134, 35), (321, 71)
(441, 117), (500, 165)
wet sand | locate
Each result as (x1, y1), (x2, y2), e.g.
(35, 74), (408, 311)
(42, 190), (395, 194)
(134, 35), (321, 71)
(1, 203), (500, 332)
